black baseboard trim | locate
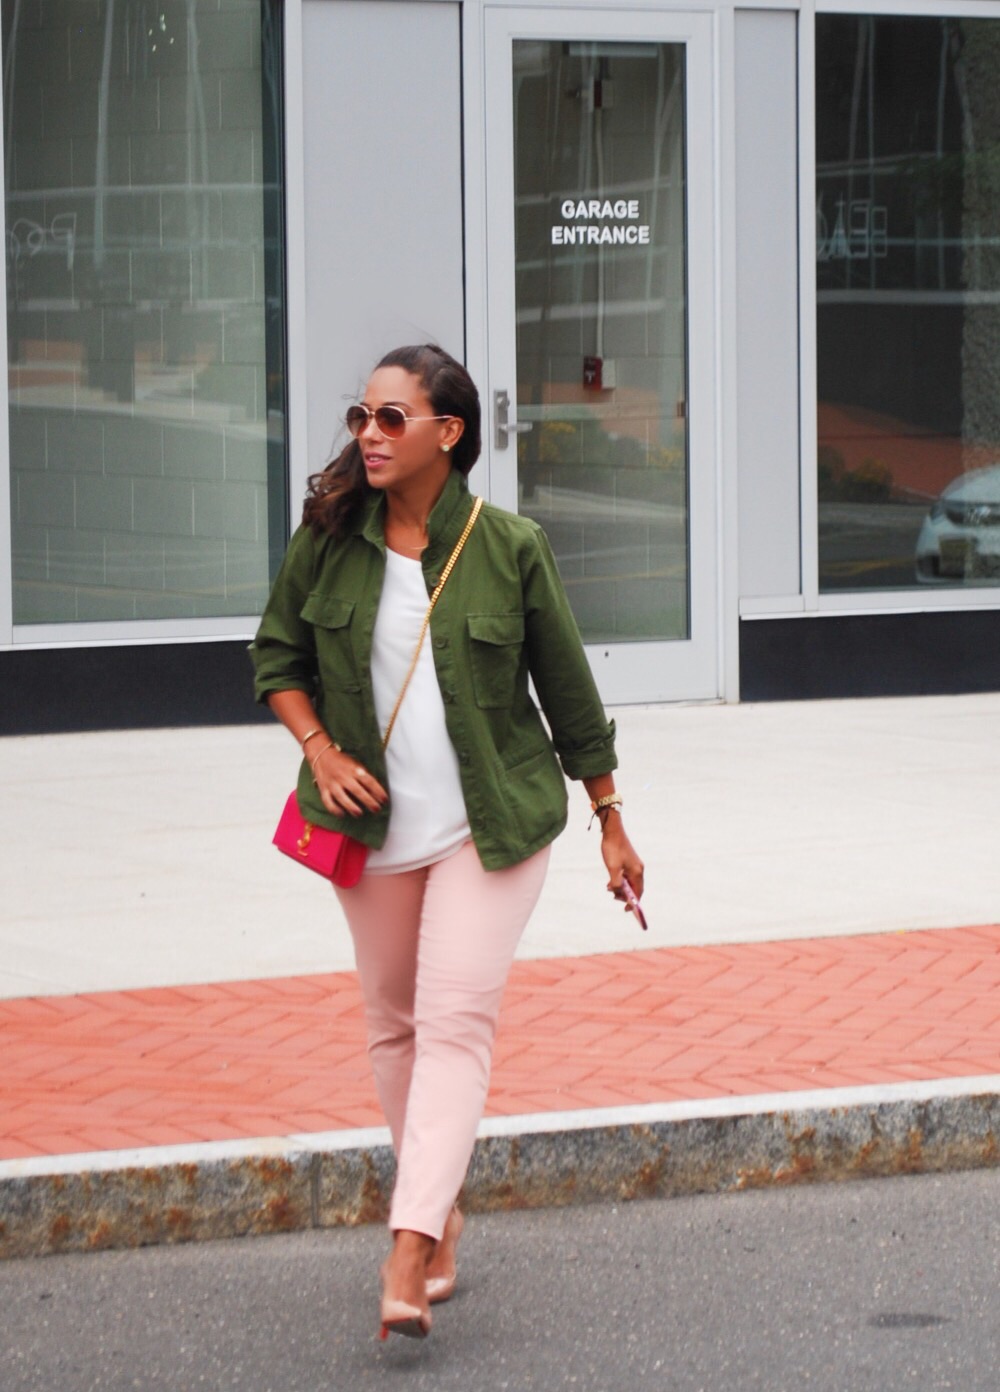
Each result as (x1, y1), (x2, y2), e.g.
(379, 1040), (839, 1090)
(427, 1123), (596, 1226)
(1, 641), (271, 735)
(5, 610), (999, 734)
(740, 609), (1000, 701)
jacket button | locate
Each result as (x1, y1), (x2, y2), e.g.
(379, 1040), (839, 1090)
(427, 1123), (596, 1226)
(433, 636), (449, 649)
(442, 690), (455, 703)
(458, 751), (470, 764)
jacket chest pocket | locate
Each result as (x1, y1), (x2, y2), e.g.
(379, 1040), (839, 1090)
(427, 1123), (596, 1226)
(301, 592), (361, 692)
(468, 613), (524, 708)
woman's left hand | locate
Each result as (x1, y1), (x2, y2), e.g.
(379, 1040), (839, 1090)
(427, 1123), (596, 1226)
(600, 816), (645, 907)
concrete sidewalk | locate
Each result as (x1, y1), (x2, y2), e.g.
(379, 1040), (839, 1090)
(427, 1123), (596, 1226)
(2, 694), (1000, 1258)
(4, 693), (1000, 997)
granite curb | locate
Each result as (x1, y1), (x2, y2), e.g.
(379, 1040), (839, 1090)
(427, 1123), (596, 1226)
(2, 1077), (998, 1261)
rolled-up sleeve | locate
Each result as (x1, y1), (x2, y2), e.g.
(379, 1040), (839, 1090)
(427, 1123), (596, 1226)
(249, 525), (320, 704)
(521, 525), (617, 779)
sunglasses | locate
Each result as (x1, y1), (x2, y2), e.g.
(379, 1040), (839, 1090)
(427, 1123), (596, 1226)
(345, 404), (455, 439)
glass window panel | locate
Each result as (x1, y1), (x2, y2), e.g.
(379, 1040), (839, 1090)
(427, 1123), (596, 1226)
(3, 0), (287, 624)
(513, 40), (689, 642)
(816, 14), (1000, 592)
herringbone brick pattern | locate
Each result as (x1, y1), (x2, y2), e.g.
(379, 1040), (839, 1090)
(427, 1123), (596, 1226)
(2, 925), (999, 1160)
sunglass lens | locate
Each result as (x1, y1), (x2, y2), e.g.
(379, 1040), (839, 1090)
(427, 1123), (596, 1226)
(374, 406), (407, 438)
(345, 406), (368, 437)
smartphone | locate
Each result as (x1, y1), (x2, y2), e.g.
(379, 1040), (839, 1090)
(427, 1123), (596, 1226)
(621, 875), (648, 931)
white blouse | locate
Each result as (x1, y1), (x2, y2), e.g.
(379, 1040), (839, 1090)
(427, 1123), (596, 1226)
(364, 548), (471, 874)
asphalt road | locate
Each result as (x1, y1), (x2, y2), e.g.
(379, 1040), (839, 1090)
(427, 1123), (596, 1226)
(2, 1168), (998, 1392)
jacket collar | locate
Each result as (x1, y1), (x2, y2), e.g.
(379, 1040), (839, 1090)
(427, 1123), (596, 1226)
(356, 469), (474, 562)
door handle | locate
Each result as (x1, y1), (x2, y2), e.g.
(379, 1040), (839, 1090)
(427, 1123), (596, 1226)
(493, 389), (533, 450)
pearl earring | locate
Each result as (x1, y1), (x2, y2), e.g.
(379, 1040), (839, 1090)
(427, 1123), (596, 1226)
(442, 444), (451, 453)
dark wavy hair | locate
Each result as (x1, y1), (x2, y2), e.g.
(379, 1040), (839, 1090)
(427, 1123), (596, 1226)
(302, 344), (482, 538)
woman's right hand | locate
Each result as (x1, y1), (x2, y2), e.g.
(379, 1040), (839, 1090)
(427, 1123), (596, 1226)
(311, 743), (388, 819)
(265, 691), (388, 820)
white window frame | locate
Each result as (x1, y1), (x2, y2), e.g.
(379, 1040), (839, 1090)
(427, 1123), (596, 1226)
(0, 0), (305, 655)
(0, 117), (12, 649)
(745, 0), (1000, 622)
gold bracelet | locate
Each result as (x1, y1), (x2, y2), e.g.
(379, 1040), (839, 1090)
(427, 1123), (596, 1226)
(301, 727), (324, 750)
(588, 793), (623, 829)
(309, 740), (341, 780)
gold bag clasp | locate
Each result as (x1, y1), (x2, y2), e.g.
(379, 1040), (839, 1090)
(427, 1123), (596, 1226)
(297, 822), (314, 855)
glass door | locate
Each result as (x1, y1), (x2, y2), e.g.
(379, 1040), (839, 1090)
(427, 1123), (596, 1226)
(484, 7), (718, 703)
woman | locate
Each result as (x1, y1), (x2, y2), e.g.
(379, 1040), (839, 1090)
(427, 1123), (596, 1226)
(252, 344), (643, 1340)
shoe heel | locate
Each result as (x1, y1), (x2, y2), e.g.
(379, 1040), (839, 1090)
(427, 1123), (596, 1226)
(379, 1311), (430, 1340)
(379, 1296), (431, 1340)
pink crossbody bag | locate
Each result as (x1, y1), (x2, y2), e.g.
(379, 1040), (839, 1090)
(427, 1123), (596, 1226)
(272, 497), (483, 887)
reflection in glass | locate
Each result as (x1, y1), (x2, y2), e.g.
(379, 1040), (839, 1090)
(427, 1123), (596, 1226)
(3, 0), (287, 624)
(513, 40), (689, 642)
(817, 14), (1000, 591)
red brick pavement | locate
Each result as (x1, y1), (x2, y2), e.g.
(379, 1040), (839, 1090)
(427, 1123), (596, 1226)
(2, 926), (999, 1161)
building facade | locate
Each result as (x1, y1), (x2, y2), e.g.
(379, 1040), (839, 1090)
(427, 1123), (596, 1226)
(3, 0), (1000, 732)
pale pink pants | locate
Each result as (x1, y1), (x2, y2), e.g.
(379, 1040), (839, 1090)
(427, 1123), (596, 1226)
(335, 840), (550, 1241)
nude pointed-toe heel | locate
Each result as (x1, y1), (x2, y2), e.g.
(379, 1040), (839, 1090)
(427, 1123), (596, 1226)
(426, 1207), (464, 1306)
(379, 1261), (432, 1340)
(424, 1273), (457, 1306)
(378, 1300), (432, 1341)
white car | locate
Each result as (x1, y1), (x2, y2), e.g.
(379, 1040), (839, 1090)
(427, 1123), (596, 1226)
(915, 464), (1000, 583)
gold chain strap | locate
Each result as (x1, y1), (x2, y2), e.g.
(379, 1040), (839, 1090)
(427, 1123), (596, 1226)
(380, 495), (484, 751)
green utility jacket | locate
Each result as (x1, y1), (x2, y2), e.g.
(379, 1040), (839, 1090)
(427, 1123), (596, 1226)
(251, 470), (617, 870)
